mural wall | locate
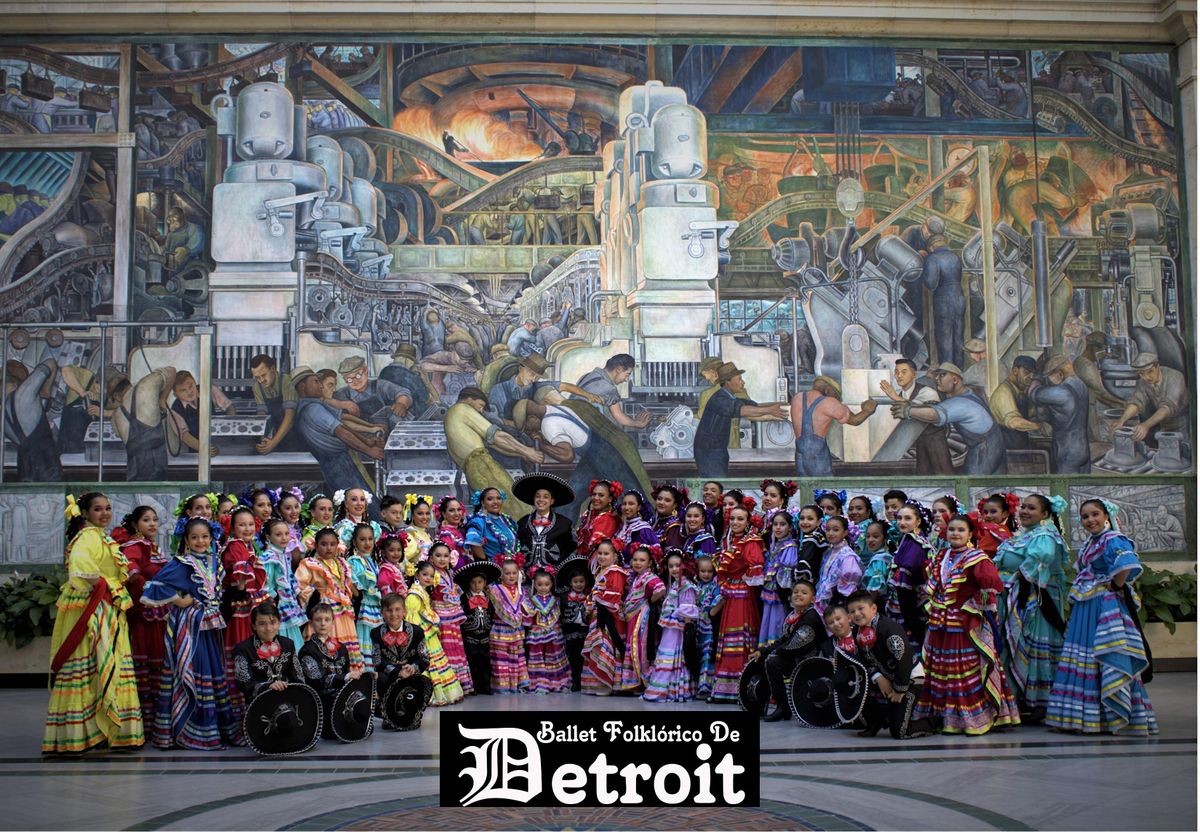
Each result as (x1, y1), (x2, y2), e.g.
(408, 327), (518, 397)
(0, 41), (1190, 515)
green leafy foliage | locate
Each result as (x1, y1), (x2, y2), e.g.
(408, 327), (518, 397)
(0, 568), (66, 649)
(1134, 566), (1198, 636)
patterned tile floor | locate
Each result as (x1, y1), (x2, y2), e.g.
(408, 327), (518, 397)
(2, 673), (1195, 831)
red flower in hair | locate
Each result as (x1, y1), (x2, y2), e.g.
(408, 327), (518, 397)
(589, 479), (623, 502)
(1005, 492), (1020, 515)
(741, 495), (758, 512)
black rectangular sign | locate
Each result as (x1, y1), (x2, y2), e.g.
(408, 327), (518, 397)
(440, 711), (760, 808)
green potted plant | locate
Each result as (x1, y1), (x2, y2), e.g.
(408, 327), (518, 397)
(0, 568), (65, 673)
(1135, 566), (1198, 661)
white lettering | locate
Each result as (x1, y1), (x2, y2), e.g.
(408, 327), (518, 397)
(589, 753), (620, 804)
(715, 753), (746, 804)
(654, 763), (692, 804)
(710, 720), (731, 742)
(551, 763), (587, 805)
(692, 742), (715, 804)
(619, 762), (652, 804)
(603, 720), (623, 743)
(457, 726), (542, 806)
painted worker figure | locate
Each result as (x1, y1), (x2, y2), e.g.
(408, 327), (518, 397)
(573, 353), (652, 432)
(3, 359), (64, 482)
(1111, 352), (1190, 447)
(694, 362), (789, 478)
(893, 362), (1006, 475)
(250, 354), (302, 453)
(1027, 353), (1091, 474)
(791, 375), (877, 477)
(113, 366), (178, 482)
(329, 355), (412, 430)
(291, 366), (383, 496)
(880, 358), (954, 475)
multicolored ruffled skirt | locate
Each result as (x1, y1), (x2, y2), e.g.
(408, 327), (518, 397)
(421, 624), (465, 706)
(526, 631), (570, 694)
(434, 603), (474, 695)
(581, 620), (620, 695)
(43, 589), (144, 754)
(643, 625), (695, 702)
(710, 594), (759, 703)
(1046, 589), (1157, 735)
(488, 621), (529, 694)
(154, 610), (243, 750)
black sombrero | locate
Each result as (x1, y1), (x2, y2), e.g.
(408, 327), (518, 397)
(330, 672), (377, 743)
(381, 674), (434, 732)
(243, 684), (322, 757)
(453, 558), (502, 590)
(787, 653), (869, 729)
(512, 472), (575, 507)
(738, 655), (771, 716)
(555, 555), (595, 593)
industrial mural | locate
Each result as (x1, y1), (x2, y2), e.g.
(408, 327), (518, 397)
(0, 41), (1189, 504)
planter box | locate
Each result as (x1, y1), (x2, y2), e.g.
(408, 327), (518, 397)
(1145, 621), (1196, 661)
(0, 636), (50, 675)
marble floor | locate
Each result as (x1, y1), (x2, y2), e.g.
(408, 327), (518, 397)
(4, 674), (1196, 831)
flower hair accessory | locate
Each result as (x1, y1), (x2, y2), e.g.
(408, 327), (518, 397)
(64, 494), (81, 521)
(375, 530), (410, 557)
(761, 479), (799, 499)
(869, 495), (885, 518)
(588, 479), (623, 502)
(1048, 494), (1068, 516)
(274, 486), (304, 506)
(332, 488), (374, 508)
(1100, 499), (1121, 530)
(813, 488), (847, 506)
(903, 500), (934, 532)
(433, 494), (459, 522)
(471, 488), (507, 509)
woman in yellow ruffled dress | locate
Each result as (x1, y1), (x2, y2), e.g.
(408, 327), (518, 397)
(43, 493), (145, 754)
(406, 560), (464, 705)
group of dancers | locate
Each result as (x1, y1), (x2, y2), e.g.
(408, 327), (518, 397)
(42, 473), (1157, 756)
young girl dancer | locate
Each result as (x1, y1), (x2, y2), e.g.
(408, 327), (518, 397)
(710, 505), (764, 703)
(404, 494), (436, 575)
(295, 528), (363, 670)
(406, 560), (465, 705)
(794, 504), (828, 584)
(888, 501), (935, 651)
(429, 542), (473, 694)
(614, 490), (661, 568)
(581, 540), (627, 696)
(488, 558), (531, 693)
(221, 507), (269, 712)
(694, 554), (723, 698)
(44, 493), (144, 754)
(113, 505), (167, 728)
(643, 551), (700, 702)
(860, 521), (894, 602)
(974, 492), (1018, 559)
(142, 518), (243, 749)
(616, 545), (667, 693)
(258, 518), (308, 647)
(815, 515), (864, 613)
(526, 568), (571, 694)
(376, 532), (410, 598)
(1046, 500), (1157, 735)
(348, 523), (382, 672)
(760, 510), (799, 645)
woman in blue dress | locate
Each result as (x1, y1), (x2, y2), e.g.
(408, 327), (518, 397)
(465, 487), (521, 566)
(141, 517), (244, 749)
(1046, 500), (1157, 735)
(994, 494), (1070, 720)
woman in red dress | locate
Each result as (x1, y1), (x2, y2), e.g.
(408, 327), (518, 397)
(576, 480), (622, 568)
(709, 503), (764, 703)
(112, 505), (168, 726)
(916, 514), (1021, 735)
(581, 540), (628, 695)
